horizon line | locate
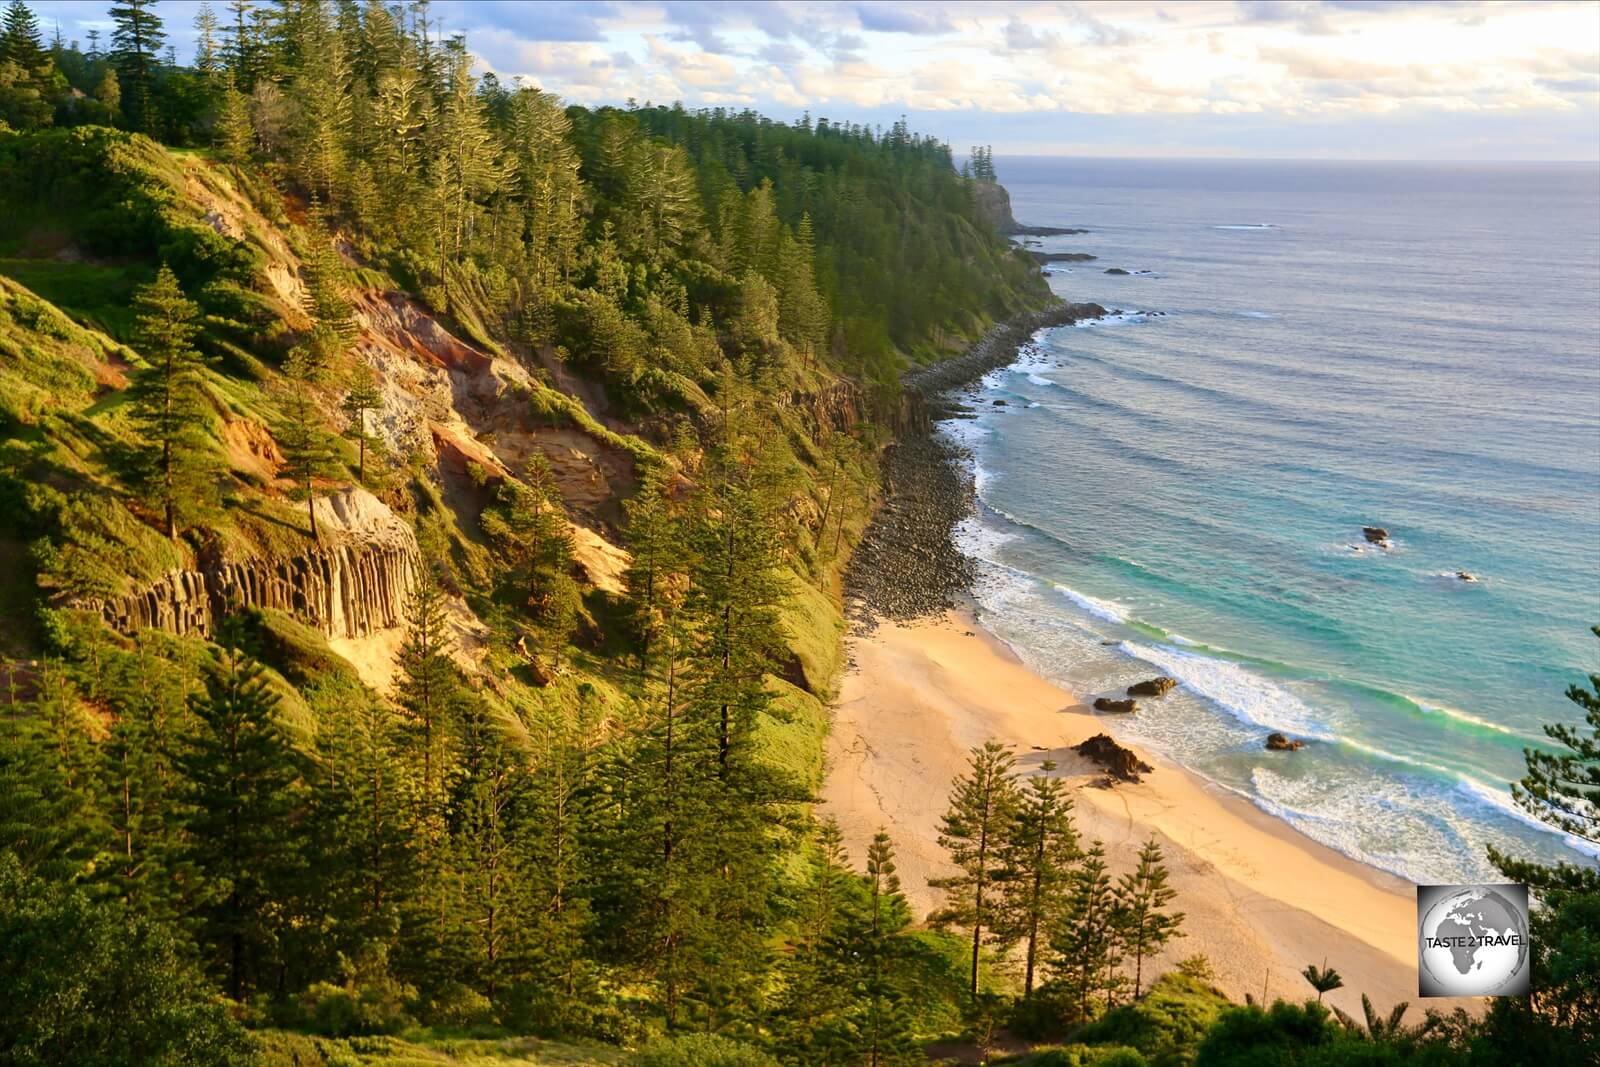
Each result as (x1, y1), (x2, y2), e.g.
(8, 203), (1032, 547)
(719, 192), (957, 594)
(983, 153), (1600, 165)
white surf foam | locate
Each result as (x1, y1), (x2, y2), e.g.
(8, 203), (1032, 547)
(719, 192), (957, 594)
(1213, 223), (1276, 230)
(1118, 641), (1336, 740)
(1454, 776), (1600, 859)
(938, 416), (992, 450)
(1053, 583), (1131, 624)
(1073, 310), (1149, 328)
(1026, 373), (1056, 387)
(1236, 310), (1274, 319)
(952, 513), (1019, 562)
(1240, 768), (1461, 884)
(1412, 698), (1524, 738)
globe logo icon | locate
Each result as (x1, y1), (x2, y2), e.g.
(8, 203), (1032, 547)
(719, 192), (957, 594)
(1417, 884), (1530, 997)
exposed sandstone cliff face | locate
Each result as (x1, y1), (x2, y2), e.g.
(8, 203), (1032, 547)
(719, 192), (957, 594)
(75, 488), (419, 641)
(352, 288), (635, 558)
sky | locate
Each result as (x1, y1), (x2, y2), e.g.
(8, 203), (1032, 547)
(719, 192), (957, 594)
(32, 0), (1600, 161)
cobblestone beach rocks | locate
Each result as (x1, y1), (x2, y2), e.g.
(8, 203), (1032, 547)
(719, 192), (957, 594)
(845, 302), (1105, 625)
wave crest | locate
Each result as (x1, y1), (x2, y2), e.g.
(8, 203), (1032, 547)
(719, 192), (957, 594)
(1118, 641), (1336, 741)
(1054, 583), (1131, 624)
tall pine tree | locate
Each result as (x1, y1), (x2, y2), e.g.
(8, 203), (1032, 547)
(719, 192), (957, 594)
(126, 266), (217, 540)
(277, 347), (338, 541)
(1112, 836), (1184, 997)
(180, 640), (305, 1001)
(999, 761), (1079, 997)
(857, 831), (920, 1066)
(108, 0), (164, 134)
(340, 360), (383, 486)
(0, 0), (57, 130)
(930, 739), (1020, 1000)
(1047, 839), (1123, 1021)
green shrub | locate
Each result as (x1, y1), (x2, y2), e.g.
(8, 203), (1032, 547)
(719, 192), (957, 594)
(423, 981), (496, 1028)
(0, 852), (254, 1066)
(628, 1033), (781, 1067)
(1020, 1046), (1149, 1067)
(1194, 1000), (1339, 1067)
(291, 944), (414, 1038)
(1074, 973), (1231, 1066)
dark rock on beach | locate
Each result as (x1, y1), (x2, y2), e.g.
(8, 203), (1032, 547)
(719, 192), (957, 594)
(842, 432), (974, 625)
(1074, 733), (1154, 783)
(993, 399), (1007, 406)
(900, 302), (1108, 402)
(1093, 697), (1138, 713)
(1265, 732), (1306, 752)
(845, 303), (1108, 626)
(1127, 677), (1177, 698)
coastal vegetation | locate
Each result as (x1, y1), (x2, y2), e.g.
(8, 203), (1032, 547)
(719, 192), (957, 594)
(0, 2), (1594, 1065)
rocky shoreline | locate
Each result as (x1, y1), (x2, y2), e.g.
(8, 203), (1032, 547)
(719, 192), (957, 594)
(845, 301), (1105, 624)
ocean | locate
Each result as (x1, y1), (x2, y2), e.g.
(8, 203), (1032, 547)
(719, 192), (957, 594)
(950, 157), (1600, 885)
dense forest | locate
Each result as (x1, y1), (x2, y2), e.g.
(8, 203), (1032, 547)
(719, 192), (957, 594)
(0, 2), (1594, 1065)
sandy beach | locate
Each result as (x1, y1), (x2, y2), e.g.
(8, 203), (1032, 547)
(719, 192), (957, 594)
(821, 607), (1483, 1017)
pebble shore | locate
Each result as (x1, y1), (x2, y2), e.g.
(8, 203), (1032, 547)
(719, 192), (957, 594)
(845, 301), (1106, 626)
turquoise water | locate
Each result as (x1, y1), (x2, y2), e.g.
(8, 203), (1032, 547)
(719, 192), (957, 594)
(952, 158), (1600, 884)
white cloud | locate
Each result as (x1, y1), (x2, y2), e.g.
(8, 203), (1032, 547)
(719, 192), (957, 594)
(30, 0), (1584, 157)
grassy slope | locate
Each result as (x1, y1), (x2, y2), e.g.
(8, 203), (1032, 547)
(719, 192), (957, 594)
(0, 131), (863, 777)
(255, 1029), (626, 1067)
(0, 130), (1019, 1058)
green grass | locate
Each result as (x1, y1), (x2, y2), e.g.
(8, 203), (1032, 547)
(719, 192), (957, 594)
(0, 258), (146, 339)
(253, 1029), (627, 1067)
(776, 569), (845, 700)
(0, 534), (38, 655)
(757, 676), (829, 792)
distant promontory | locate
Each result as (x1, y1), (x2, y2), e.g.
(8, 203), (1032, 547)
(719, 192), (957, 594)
(970, 179), (1089, 236)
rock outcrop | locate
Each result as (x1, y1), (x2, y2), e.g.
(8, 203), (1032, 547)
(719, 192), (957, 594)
(970, 181), (1020, 233)
(1074, 733), (1154, 783)
(1030, 251), (1097, 264)
(968, 181), (1088, 236)
(74, 487), (419, 641)
(1265, 732), (1306, 752)
(782, 379), (866, 437)
(1104, 268), (1130, 275)
(1127, 677), (1177, 698)
(1093, 697), (1137, 713)
(1363, 526), (1390, 545)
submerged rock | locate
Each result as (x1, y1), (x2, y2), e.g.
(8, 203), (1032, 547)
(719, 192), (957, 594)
(1030, 251), (1097, 264)
(1074, 733), (1154, 783)
(1104, 268), (1130, 275)
(1094, 697), (1138, 713)
(1127, 677), (1177, 698)
(1456, 570), (1479, 583)
(1363, 526), (1390, 545)
(1010, 224), (1091, 236)
(1265, 732), (1306, 752)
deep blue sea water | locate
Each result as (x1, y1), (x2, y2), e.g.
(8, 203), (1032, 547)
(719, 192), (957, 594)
(951, 157), (1600, 884)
